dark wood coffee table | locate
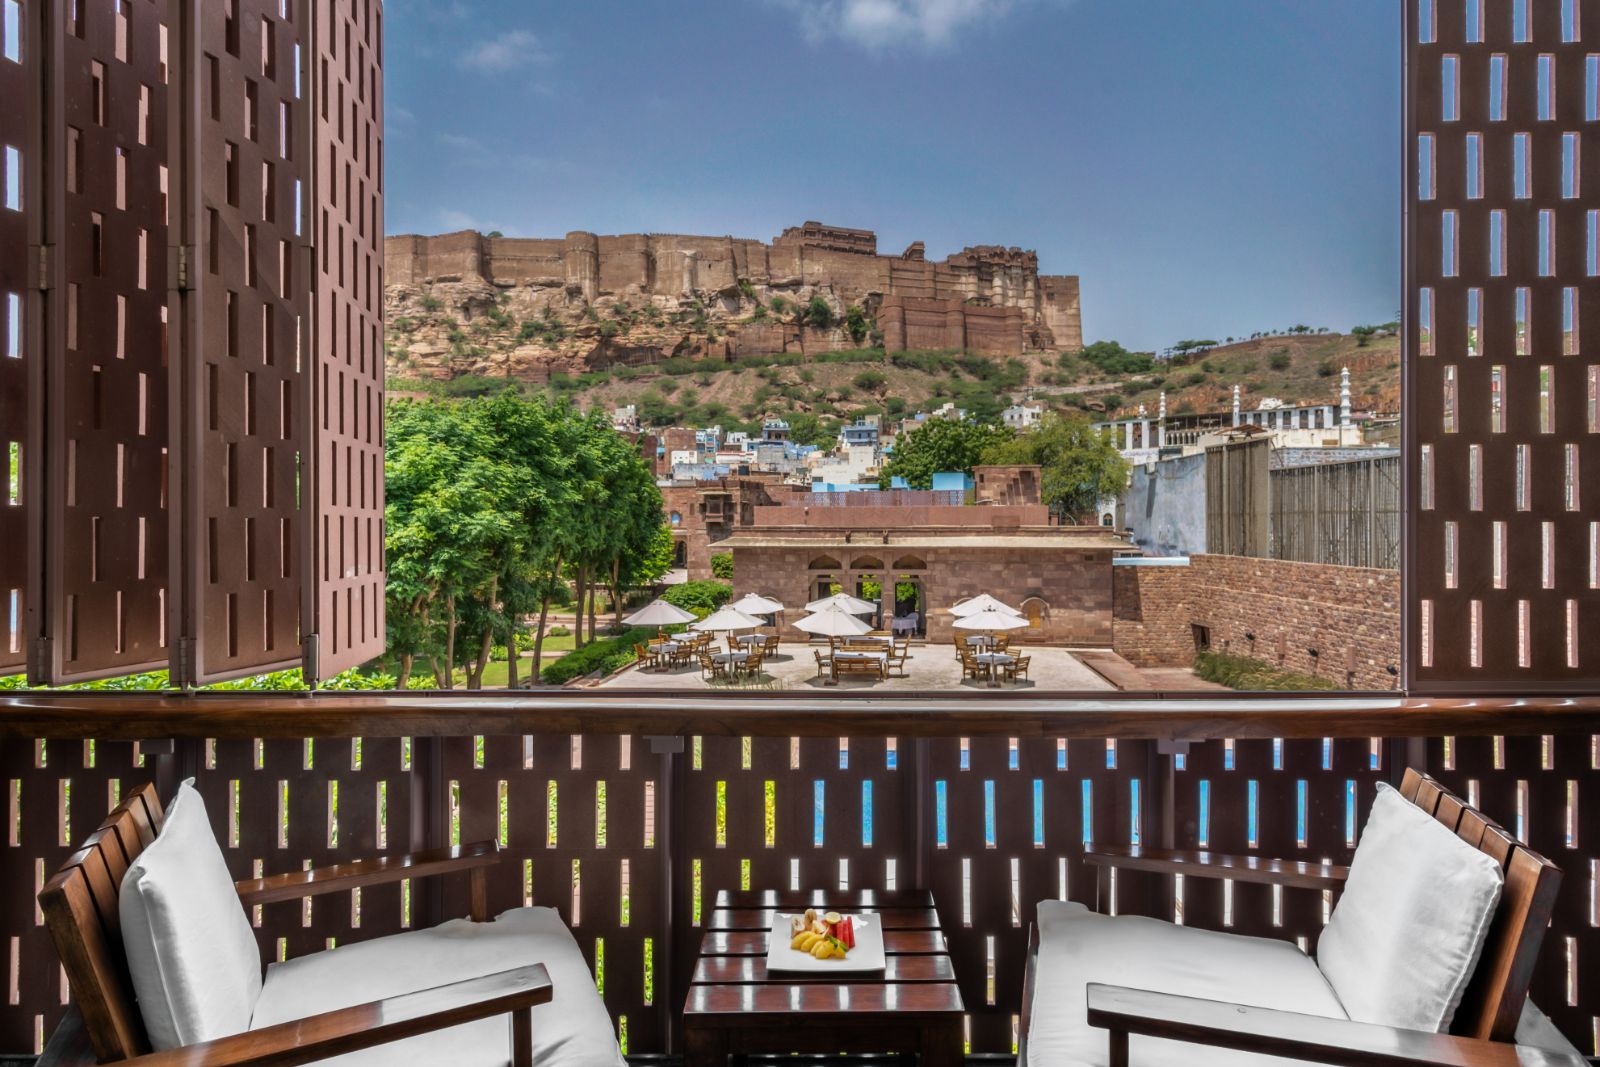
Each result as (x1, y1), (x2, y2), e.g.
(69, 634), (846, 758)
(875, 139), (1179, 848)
(684, 888), (965, 1066)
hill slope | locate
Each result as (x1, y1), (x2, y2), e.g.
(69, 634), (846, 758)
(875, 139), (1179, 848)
(382, 277), (1398, 435)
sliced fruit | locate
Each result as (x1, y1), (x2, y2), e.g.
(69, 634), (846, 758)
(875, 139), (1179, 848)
(839, 917), (854, 949)
(811, 940), (832, 959)
(823, 911), (842, 925)
(790, 932), (809, 950)
(790, 915), (806, 937)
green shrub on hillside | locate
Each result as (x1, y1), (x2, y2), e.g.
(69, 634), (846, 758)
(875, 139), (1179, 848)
(1269, 351), (1292, 370)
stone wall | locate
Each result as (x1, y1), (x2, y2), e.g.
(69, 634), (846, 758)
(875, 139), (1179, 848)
(386, 221), (1082, 354)
(731, 540), (1116, 647)
(876, 296), (1027, 356)
(1112, 555), (1401, 690)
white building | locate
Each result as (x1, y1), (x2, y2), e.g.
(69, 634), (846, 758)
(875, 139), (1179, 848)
(1002, 403), (1044, 430)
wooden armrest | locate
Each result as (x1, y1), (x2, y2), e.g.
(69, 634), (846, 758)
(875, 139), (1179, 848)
(1086, 984), (1585, 1067)
(1084, 844), (1348, 891)
(118, 964), (551, 1067)
(236, 840), (500, 907)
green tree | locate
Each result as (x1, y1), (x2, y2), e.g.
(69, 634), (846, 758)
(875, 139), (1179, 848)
(879, 418), (1013, 489)
(979, 413), (1130, 520)
(710, 552), (734, 580)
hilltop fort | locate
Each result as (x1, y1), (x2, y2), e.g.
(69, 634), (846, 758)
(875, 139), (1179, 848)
(383, 222), (1082, 381)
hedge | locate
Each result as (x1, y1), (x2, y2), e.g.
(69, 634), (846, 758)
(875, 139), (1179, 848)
(540, 626), (667, 686)
(1193, 651), (1338, 692)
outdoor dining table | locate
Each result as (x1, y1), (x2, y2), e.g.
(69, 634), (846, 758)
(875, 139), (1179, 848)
(975, 651), (1015, 688)
(712, 651), (751, 668)
(965, 635), (998, 650)
(648, 641), (682, 670)
(831, 650), (888, 682)
(733, 634), (767, 647)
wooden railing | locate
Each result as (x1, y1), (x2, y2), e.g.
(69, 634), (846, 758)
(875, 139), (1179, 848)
(3, 696), (1598, 1058)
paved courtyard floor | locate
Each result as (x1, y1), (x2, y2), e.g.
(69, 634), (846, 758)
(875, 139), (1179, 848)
(597, 642), (1115, 691)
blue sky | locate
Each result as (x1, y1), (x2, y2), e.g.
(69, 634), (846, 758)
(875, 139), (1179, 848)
(384, 1), (1401, 351)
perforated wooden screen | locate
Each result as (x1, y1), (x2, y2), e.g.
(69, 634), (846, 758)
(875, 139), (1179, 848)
(303, 0), (385, 680)
(0, 0), (31, 674)
(30, 0), (173, 683)
(0, 0), (383, 686)
(1407, 0), (1600, 691)
(168, 0), (310, 684)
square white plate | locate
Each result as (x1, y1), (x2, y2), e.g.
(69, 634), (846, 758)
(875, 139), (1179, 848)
(765, 912), (887, 973)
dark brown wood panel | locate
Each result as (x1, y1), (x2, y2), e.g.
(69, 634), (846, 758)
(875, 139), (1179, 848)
(7, 692), (1600, 741)
(0, 0), (32, 677)
(170, 0), (307, 684)
(692, 953), (955, 985)
(705, 907), (939, 931)
(303, 0), (384, 683)
(1407, 0), (1600, 692)
(32, 0), (171, 684)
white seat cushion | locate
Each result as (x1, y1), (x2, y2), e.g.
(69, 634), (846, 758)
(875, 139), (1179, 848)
(120, 779), (263, 1049)
(1316, 782), (1504, 1032)
(248, 906), (624, 1067)
(1025, 900), (1348, 1067)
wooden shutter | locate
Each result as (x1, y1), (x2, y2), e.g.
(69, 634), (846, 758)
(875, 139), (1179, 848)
(1407, 0), (1600, 691)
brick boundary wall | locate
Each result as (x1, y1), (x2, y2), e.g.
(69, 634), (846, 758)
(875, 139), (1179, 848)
(1113, 555), (1401, 691)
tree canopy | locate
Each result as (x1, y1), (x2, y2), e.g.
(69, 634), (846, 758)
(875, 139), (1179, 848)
(385, 393), (664, 689)
(878, 418), (1014, 489)
(979, 413), (1130, 520)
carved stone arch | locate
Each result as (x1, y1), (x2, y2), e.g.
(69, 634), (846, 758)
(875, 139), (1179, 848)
(1021, 597), (1050, 629)
(891, 555), (927, 570)
(809, 555), (843, 570)
(849, 555), (885, 571)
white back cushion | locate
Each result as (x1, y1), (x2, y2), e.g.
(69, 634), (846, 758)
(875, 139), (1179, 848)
(1317, 782), (1503, 1033)
(120, 779), (263, 1049)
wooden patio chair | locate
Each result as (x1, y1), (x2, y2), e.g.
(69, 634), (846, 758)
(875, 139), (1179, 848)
(762, 633), (779, 655)
(37, 781), (626, 1066)
(887, 642), (910, 678)
(699, 648), (728, 681)
(1016, 769), (1575, 1067)
(958, 648), (985, 682)
(1003, 655), (1030, 683)
(813, 649), (832, 678)
(634, 642), (660, 671)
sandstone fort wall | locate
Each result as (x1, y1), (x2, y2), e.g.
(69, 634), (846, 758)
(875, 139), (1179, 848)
(385, 222), (1083, 356)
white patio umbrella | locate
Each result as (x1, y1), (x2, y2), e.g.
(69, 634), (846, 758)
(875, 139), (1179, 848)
(792, 606), (875, 638)
(622, 598), (698, 628)
(805, 592), (878, 615)
(949, 594), (1022, 618)
(731, 593), (785, 616)
(621, 597), (699, 641)
(690, 606), (768, 634)
(952, 609), (1030, 632)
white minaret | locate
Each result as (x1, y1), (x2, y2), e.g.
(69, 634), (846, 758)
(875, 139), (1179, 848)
(1231, 385), (1242, 427)
(1157, 391), (1168, 449)
(1339, 367), (1352, 428)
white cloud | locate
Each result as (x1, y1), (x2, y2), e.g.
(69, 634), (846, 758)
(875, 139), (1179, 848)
(460, 29), (546, 71)
(772, 0), (1026, 49)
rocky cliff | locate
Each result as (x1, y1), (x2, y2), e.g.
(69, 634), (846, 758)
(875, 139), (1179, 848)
(383, 222), (1082, 385)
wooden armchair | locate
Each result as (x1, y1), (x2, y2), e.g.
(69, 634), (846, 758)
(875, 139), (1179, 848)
(633, 642), (660, 671)
(37, 783), (550, 1067)
(1018, 769), (1576, 1067)
(699, 647), (728, 681)
(813, 649), (832, 678)
(1003, 654), (1030, 683)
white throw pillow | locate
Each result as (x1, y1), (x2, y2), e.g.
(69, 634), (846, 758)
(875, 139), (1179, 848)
(120, 779), (263, 1049)
(1317, 781), (1503, 1033)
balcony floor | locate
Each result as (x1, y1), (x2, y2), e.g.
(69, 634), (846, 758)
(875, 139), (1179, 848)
(598, 644), (1115, 690)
